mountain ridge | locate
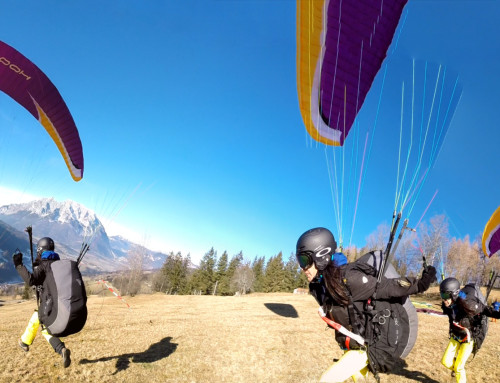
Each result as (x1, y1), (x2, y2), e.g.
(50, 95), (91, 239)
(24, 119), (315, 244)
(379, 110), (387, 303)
(0, 198), (167, 283)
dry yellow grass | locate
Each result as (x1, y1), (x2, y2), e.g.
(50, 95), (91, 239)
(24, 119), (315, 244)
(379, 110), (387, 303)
(1, 289), (499, 383)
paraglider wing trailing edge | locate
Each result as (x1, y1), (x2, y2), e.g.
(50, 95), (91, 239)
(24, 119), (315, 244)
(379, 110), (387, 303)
(297, 0), (409, 146)
(483, 207), (500, 301)
(0, 40), (84, 181)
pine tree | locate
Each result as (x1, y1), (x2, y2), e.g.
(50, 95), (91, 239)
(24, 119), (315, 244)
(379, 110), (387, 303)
(251, 256), (265, 292)
(215, 251), (229, 295)
(224, 251), (243, 295)
(263, 252), (286, 292)
(283, 252), (301, 292)
(296, 269), (309, 288)
(22, 282), (33, 300)
(189, 247), (217, 295)
(153, 251), (190, 294)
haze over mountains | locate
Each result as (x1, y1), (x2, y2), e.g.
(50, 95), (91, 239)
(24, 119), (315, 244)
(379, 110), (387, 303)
(0, 198), (167, 283)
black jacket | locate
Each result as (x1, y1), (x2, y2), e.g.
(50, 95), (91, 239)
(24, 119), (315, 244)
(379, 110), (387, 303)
(309, 262), (420, 349)
(442, 289), (500, 350)
(16, 259), (57, 324)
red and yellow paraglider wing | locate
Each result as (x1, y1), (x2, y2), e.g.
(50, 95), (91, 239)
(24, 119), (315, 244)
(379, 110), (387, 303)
(0, 40), (83, 181)
(483, 206), (500, 258)
(297, 0), (409, 146)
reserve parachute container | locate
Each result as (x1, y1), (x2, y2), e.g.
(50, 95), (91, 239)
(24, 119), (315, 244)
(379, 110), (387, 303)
(353, 251), (418, 366)
(459, 283), (488, 350)
(40, 259), (87, 337)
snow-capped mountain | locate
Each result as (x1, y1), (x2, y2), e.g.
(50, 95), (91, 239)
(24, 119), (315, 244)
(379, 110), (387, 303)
(0, 219), (31, 283)
(109, 235), (167, 269)
(0, 198), (167, 282)
(0, 198), (102, 249)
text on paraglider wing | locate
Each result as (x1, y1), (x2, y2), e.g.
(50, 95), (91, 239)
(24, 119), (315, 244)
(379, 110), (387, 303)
(0, 57), (31, 80)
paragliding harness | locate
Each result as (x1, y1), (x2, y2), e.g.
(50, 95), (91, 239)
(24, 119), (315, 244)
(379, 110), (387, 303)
(330, 213), (416, 382)
(338, 252), (412, 381)
(41, 257), (88, 337)
(455, 283), (489, 356)
(25, 226), (88, 337)
(364, 214), (417, 380)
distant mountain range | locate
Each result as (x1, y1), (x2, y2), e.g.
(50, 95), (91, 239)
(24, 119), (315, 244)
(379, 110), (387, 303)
(0, 198), (167, 283)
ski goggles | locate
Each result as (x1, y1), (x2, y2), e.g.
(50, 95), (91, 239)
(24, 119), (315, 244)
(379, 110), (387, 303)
(297, 253), (313, 270)
(440, 292), (452, 300)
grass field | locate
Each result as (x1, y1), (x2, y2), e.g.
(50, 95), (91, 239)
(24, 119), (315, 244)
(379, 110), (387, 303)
(1, 287), (499, 383)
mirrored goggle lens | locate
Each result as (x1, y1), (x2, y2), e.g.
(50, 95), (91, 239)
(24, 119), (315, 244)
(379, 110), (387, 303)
(440, 292), (451, 300)
(297, 254), (312, 269)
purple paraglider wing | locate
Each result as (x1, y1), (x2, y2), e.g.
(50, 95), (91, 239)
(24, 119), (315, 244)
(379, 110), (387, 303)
(0, 40), (83, 181)
(483, 206), (500, 258)
(297, 0), (408, 146)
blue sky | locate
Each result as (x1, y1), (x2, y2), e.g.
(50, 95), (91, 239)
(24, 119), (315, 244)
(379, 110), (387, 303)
(0, 1), (498, 264)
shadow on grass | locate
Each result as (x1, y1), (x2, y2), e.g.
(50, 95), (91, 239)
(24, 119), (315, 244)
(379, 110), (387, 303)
(389, 359), (441, 383)
(264, 303), (298, 318)
(79, 336), (178, 374)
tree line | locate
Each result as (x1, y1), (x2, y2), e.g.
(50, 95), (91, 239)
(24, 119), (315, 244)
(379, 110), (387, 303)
(347, 214), (500, 288)
(150, 215), (500, 297)
(5, 213), (498, 300)
(151, 248), (309, 296)
(97, 214), (499, 299)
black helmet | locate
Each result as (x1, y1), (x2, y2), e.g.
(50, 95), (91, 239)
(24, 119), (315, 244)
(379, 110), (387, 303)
(440, 277), (460, 301)
(296, 227), (337, 271)
(37, 237), (55, 257)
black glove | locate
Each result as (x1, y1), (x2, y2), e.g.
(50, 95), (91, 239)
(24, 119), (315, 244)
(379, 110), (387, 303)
(13, 252), (23, 267)
(417, 265), (437, 292)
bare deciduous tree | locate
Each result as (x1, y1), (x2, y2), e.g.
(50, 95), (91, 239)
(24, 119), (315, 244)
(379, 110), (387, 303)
(231, 262), (254, 295)
(343, 245), (360, 262)
(364, 223), (390, 253)
(125, 245), (147, 296)
(393, 232), (421, 277)
(446, 236), (482, 284)
(418, 215), (449, 268)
